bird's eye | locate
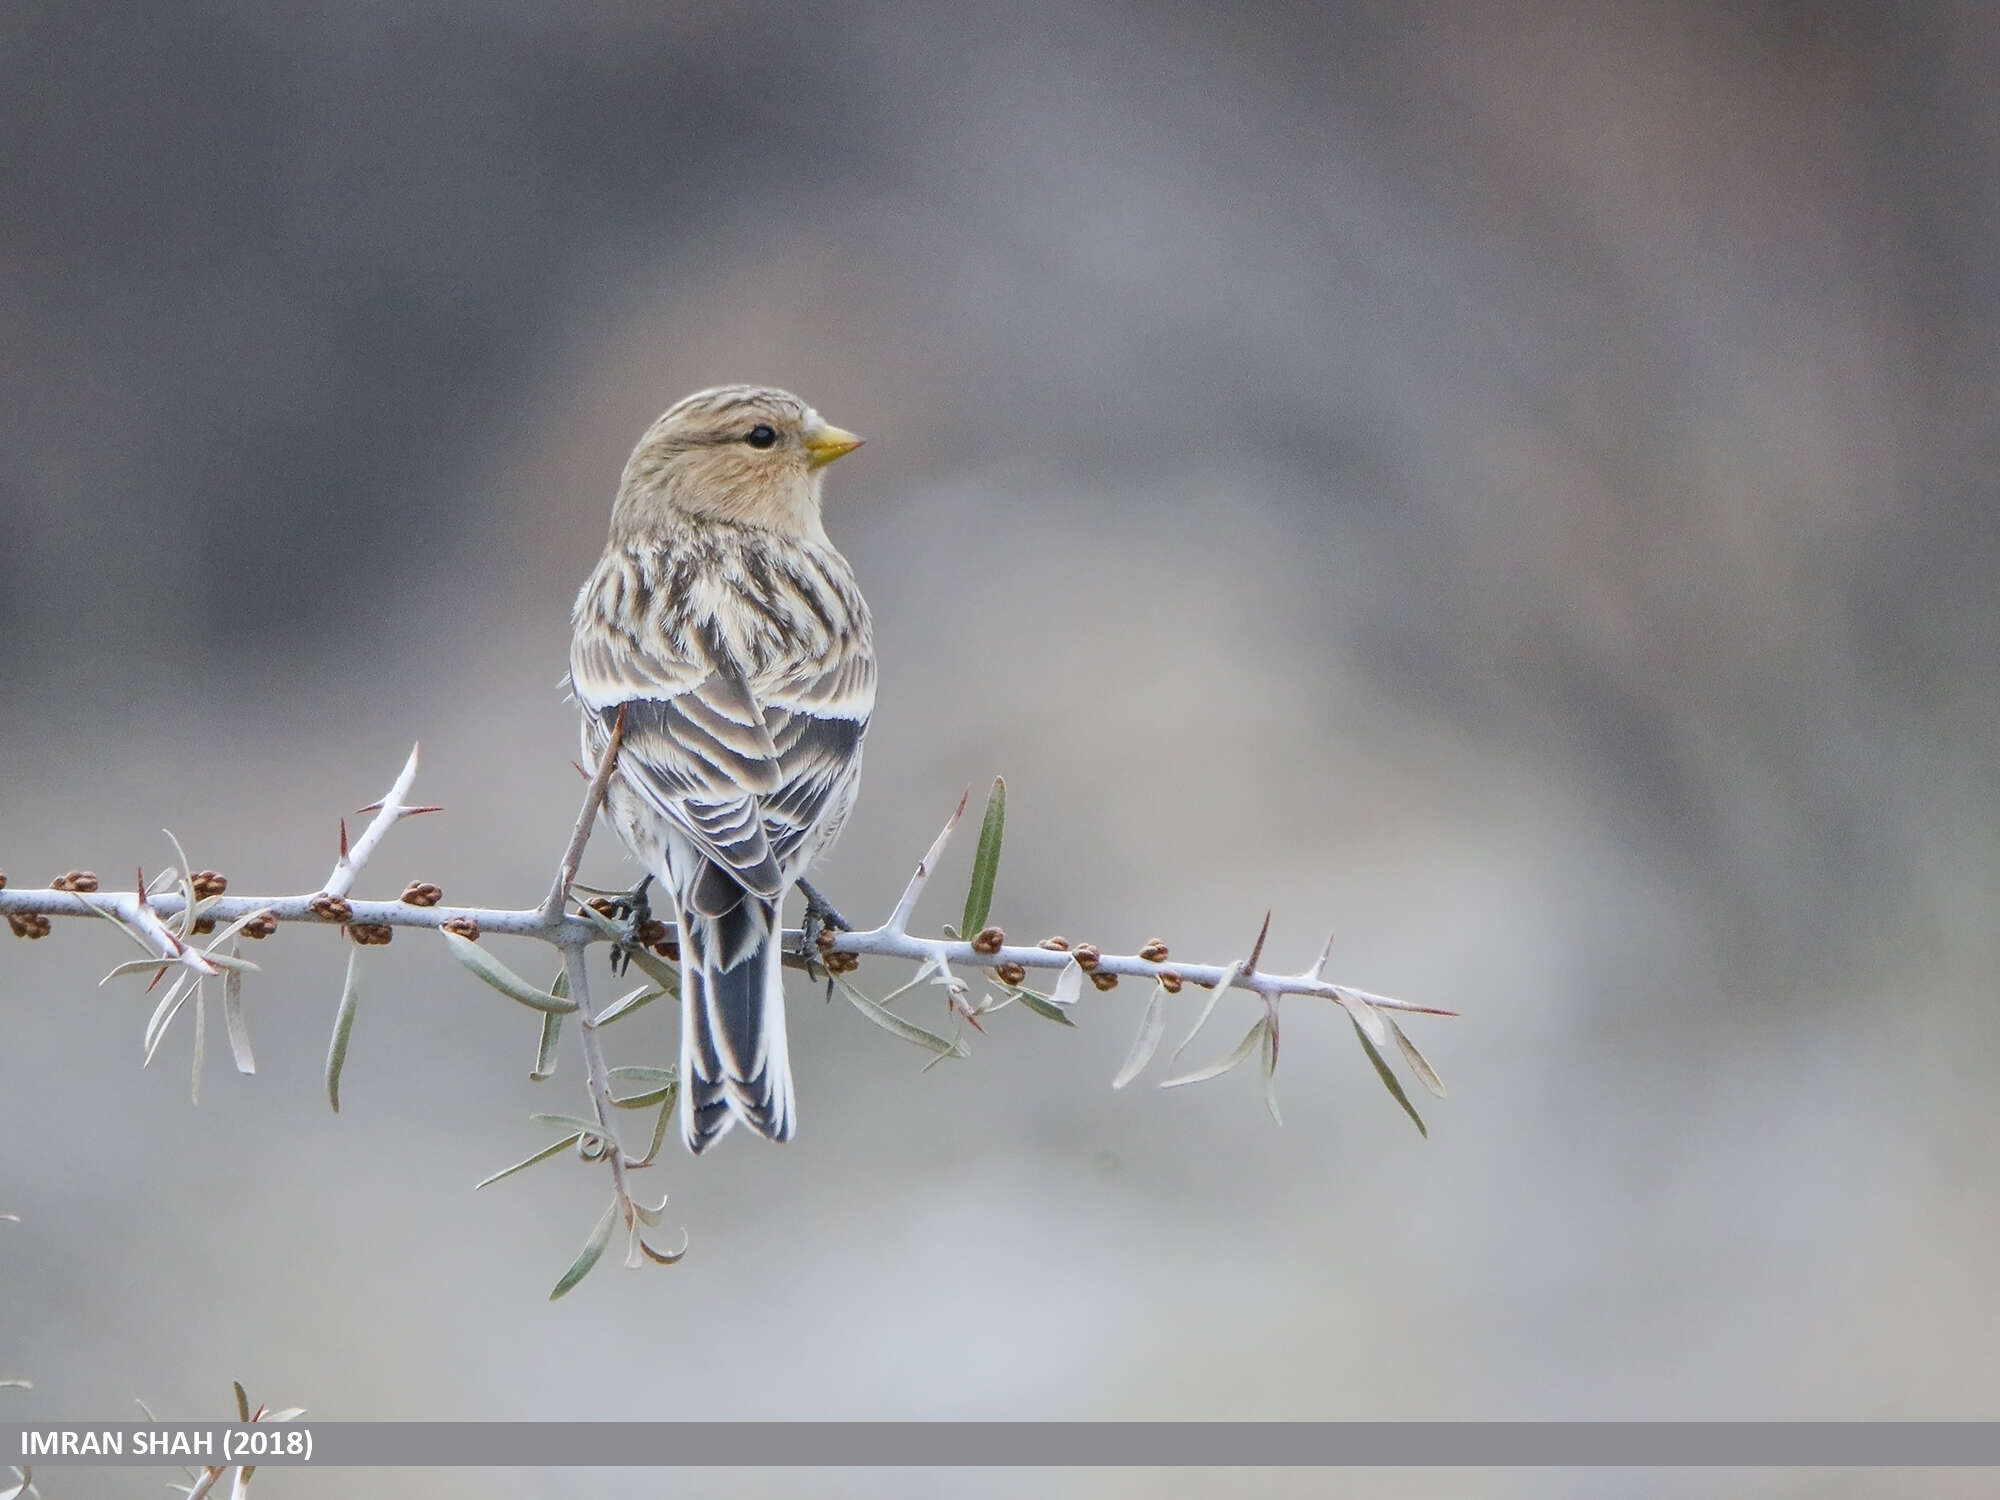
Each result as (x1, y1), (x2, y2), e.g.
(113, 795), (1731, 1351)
(744, 424), (778, 449)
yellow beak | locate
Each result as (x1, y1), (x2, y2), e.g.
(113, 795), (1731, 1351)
(804, 423), (865, 469)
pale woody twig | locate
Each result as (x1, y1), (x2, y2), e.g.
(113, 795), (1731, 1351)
(540, 709), (626, 926)
(151, 1383), (304, 1500)
(0, 780), (1448, 1019)
(0, 745), (1450, 1282)
(833, 927), (1449, 1017)
(0, 888), (1446, 1018)
(881, 789), (968, 935)
(538, 710), (676, 1264)
(323, 743), (434, 900)
(3, 888), (597, 943)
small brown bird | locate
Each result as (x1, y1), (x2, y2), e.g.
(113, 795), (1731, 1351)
(569, 385), (874, 1153)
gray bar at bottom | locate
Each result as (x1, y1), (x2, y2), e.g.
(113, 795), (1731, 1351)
(12, 1423), (2000, 1468)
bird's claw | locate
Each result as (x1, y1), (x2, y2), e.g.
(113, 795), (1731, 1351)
(600, 874), (654, 978)
(796, 876), (851, 990)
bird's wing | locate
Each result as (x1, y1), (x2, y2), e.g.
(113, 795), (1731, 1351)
(759, 641), (876, 871)
(572, 606), (787, 900)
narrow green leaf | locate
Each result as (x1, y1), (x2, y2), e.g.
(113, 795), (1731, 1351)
(595, 983), (662, 1027)
(233, 1381), (250, 1423)
(440, 931), (577, 1014)
(618, 945), (682, 998)
(1159, 1015), (1268, 1089)
(1387, 1016), (1447, 1098)
(100, 957), (172, 984)
(188, 986), (205, 1105)
(633, 1087), (677, 1166)
(142, 973), (194, 1066)
(612, 1086), (673, 1110)
(608, 1065), (677, 1086)
(530, 1010), (562, 1081)
(549, 1197), (619, 1300)
(1111, 983), (1167, 1089)
(1261, 1013), (1283, 1127)
(959, 776), (1007, 939)
(1353, 1018), (1427, 1137)
(1010, 986), (1078, 1027)
(197, 950), (261, 974)
(475, 1131), (583, 1190)
(1049, 958), (1084, 1008)
(528, 1112), (608, 1138)
(834, 975), (968, 1059)
(160, 828), (196, 938)
(531, 967), (567, 1081)
(1332, 986), (1389, 1047)
(1170, 971), (1233, 1062)
(639, 1230), (690, 1265)
(325, 948), (361, 1114)
(575, 906), (682, 998)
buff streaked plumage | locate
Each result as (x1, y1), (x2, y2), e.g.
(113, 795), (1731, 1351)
(568, 385), (874, 1153)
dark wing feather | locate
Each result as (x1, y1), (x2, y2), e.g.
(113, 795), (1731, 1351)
(573, 598), (787, 897)
(762, 710), (867, 868)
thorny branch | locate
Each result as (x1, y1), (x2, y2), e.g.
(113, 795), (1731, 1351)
(164, 1381), (304, 1500)
(0, 745), (1453, 1290)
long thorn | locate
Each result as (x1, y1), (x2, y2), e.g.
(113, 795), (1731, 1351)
(883, 790), (970, 936)
(1244, 910), (1272, 973)
(324, 743), (424, 898)
(1305, 930), (1336, 983)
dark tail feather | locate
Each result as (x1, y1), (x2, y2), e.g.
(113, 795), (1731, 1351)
(678, 890), (794, 1154)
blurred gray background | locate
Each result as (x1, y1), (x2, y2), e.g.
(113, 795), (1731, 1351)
(3, 2), (1996, 1496)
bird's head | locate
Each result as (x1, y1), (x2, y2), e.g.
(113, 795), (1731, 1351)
(612, 384), (864, 540)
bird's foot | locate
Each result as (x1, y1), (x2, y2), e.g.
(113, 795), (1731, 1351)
(796, 876), (852, 989)
(581, 874), (655, 977)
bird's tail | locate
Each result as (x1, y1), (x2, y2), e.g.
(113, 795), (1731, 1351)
(676, 882), (794, 1154)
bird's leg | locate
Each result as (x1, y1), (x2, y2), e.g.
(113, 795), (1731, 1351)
(601, 873), (654, 978)
(795, 876), (851, 988)
(797, 877), (851, 934)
